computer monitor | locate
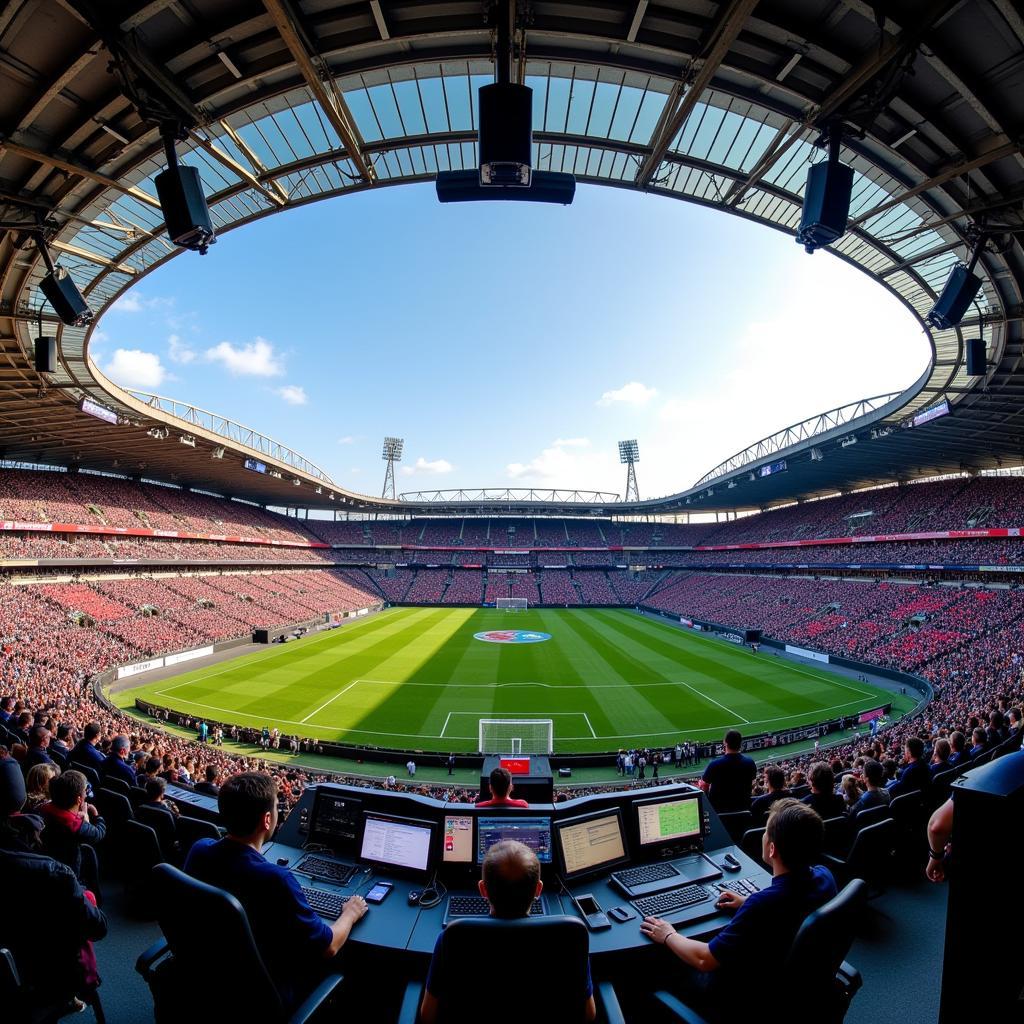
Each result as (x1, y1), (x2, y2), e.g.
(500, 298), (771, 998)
(442, 813), (475, 864)
(359, 812), (437, 875)
(476, 816), (553, 865)
(310, 791), (363, 843)
(554, 807), (630, 881)
(634, 792), (705, 852)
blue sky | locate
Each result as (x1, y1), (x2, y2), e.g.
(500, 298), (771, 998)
(91, 182), (928, 500)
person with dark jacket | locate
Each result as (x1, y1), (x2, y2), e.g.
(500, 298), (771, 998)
(0, 759), (107, 1014)
(847, 760), (891, 820)
(101, 734), (136, 787)
(195, 764), (222, 796)
(50, 724), (73, 760)
(801, 763), (845, 820)
(40, 769), (106, 884)
(699, 731), (756, 812)
(25, 725), (55, 770)
(947, 731), (970, 767)
(750, 767), (791, 822)
(887, 737), (931, 797)
(70, 722), (105, 770)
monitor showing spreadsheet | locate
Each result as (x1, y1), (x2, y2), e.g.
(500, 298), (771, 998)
(359, 813), (436, 874)
(554, 808), (630, 880)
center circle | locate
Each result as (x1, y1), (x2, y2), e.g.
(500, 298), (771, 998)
(473, 630), (552, 645)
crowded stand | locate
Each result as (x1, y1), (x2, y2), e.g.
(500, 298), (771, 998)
(403, 568), (451, 603)
(440, 569), (484, 604)
(537, 568), (579, 604)
(508, 572), (541, 604)
(571, 569), (618, 604)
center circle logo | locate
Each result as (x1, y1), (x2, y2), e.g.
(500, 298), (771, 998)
(474, 630), (552, 645)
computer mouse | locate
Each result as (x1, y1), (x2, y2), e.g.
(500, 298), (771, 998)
(722, 853), (741, 871)
(276, 858), (290, 867)
(408, 890), (422, 906)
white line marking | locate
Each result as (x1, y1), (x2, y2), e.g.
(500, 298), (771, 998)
(675, 680), (749, 724)
(582, 712), (596, 739)
(299, 680), (359, 724)
(440, 711), (453, 738)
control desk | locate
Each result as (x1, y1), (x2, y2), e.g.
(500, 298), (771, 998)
(264, 782), (773, 959)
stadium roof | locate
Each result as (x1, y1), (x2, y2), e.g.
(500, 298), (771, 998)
(0, 1), (1022, 514)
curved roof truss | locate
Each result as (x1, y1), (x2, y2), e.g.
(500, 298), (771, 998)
(0, 1), (1021, 514)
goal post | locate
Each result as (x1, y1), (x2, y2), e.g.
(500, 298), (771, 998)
(479, 718), (553, 755)
(496, 597), (528, 612)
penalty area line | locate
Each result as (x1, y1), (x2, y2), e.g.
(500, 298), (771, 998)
(300, 680), (359, 725)
(676, 680), (749, 725)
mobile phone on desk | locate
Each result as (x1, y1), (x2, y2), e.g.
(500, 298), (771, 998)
(365, 881), (394, 904)
(573, 893), (611, 931)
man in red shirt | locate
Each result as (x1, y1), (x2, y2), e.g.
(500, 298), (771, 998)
(475, 767), (528, 808)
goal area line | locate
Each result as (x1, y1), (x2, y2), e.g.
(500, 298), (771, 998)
(441, 711), (596, 740)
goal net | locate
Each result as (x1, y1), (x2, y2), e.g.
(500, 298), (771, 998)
(496, 597), (528, 612)
(479, 718), (553, 755)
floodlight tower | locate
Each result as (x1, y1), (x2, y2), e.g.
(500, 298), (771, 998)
(381, 437), (404, 499)
(619, 440), (640, 502)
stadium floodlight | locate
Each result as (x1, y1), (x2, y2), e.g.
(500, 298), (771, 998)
(618, 439), (640, 503)
(381, 436), (404, 499)
(210, 446), (225, 460)
(179, 434), (196, 447)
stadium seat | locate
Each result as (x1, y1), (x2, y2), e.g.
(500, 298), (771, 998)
(97, 775), (131, 798)
(851, 804), (891, 832)
(823, 819), (896, 896)
(136, 864), (344, 1024)
(135, 805), (178, 861)
(716, 810), (752, 844)
(173, 814), (221, 857)
(121, 821), (163, 916)
(888, 791), (927, 869)
(649, 881), (866, 1024)
(0, 942), (107, 1024)
(739, 827), (768, 869)
(783, 879), (866, 1023)
(396, 916), (620, 1024)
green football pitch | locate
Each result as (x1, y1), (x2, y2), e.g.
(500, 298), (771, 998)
(122, 607), (898, 753)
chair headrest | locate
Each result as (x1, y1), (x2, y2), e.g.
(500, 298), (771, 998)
(0, 759), (26, 816)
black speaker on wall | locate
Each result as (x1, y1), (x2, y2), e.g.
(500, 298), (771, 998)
(965, 337), (986, 377)
(34, 336), (57, 373)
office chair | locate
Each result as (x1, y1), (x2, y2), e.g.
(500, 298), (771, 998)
(136, 864), (344, 1024)
(1, 945), (107, 1024)
(396, 916), (623, 1024)
(739, 827), (768, 869)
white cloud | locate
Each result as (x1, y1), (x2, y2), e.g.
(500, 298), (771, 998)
(204, 336), (283, 377)
(597, 381), (657, 406)
(507, 438), (619, 490)
(109, 293), (145, 313)
(167, 333), (195, 365)
(103, 348), (167, 389)
(276, 384), (308, 406)
(337, 435), (357, 445)
(400, 457), (455, 477)
(90, 329), (109, 345)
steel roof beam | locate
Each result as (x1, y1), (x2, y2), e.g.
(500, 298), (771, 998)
(188, 131), (287, 207)
(261, 0), (374, 183)
(636, 0), (760, 186)
(0, 137), (162, 208)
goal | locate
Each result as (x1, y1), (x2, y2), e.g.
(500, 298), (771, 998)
(496, 597), (528, 612)
(479, 718), (553, 755)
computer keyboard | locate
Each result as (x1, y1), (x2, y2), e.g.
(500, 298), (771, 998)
(714, 877), (761, 897)
(295, 854), (358, 886)
(610, 862), (680, 889)
(630, 884), (713, 918)
(300, 885), (349, 920)
(445, 895), (545, 919)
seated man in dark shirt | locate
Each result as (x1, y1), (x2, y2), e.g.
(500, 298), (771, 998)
(101, 735), (137, 787)
(947, 731), (969, 767)
(420, 839), (595, 1024)
(640, 799), (836, 1018)
(887, 737), (930, 796)
(801, 762), (845, 820)
(70, 722), (105, 770)
(929, 738), (952, 776)
(475, 766), (528, 808)
(698, 731), (756, 812)
(194, 765), (222, 796)
(750, 767), (790, 822)
(185, 772), (367, 1005)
